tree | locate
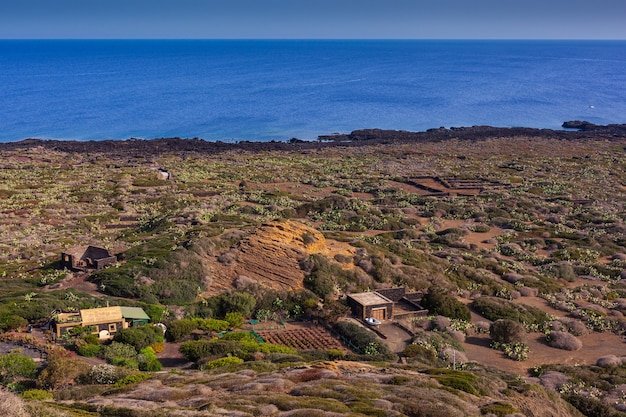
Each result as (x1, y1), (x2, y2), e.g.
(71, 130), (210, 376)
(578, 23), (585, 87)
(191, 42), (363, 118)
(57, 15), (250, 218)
(219, 291), (256, 317)
(0, 350), (37, 383)
(421, 288), (471, 321)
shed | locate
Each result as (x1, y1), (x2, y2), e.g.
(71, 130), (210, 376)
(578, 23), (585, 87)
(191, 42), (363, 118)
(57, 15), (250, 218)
(157, 168), (171, 180)
(347, 292), (394, 322)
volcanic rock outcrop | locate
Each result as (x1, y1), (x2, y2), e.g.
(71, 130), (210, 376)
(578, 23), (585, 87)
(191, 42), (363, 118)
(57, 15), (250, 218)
(206, 220), (352, 295)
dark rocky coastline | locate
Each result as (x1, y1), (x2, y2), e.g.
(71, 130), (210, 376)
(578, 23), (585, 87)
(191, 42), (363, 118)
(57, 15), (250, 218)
(2, 121), (626, 156)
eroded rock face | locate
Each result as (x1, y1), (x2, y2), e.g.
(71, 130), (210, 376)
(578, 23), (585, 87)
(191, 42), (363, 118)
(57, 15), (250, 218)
(207, 220), (353, 295)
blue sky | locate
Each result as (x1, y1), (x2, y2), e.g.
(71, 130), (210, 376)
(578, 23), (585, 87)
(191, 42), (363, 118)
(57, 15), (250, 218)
(1, 0), (625, 39)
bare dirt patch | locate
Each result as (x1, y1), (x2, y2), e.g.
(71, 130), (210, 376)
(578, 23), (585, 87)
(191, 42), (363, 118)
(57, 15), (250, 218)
(463, 295), (626, 376)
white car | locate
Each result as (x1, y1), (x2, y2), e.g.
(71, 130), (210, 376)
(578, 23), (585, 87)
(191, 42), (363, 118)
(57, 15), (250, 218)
(365, 317), (382, 326)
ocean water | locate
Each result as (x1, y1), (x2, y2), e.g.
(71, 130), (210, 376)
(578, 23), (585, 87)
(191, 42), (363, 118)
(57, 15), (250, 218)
(1, 39), (625, 142)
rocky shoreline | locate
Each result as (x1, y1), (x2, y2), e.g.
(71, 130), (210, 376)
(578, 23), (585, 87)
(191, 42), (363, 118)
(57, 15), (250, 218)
(1, 121), (625, 156)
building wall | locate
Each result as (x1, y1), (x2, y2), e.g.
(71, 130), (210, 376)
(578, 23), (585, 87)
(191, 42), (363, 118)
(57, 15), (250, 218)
(347, 295), (393, 321)
(376, 287), (406, 302)
(347, 296), (365, 320)
(364, 303), (393, 321)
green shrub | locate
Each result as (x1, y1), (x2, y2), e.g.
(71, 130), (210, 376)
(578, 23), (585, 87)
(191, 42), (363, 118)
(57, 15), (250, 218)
(332, 321), (394, 359)
(421, 289), (471, 321)
(0, 314), (28, 332)
(165, 319), (197, 342)
(179, 339), (239, 362)
(480, 402), (519, 417)
(137, 347), (162, 372)
(179, 333), (296, 362)
(425, 368), (480, 396)
(194, 318), (229, 332)
(199, 356), (244, 370)
(83, 333), (100, 345)
(225, 312), (244, 329)
(21, 389), (53, 400)
(113, 325), (163, 352)
(114, 373), (151, 387)
(471, 296), (550, 326)
(101, 342), (137, 361)
(110, 357), (139, 369)
(403, 343), (437, 363)
(0, 349), (38, 383)
(77, 343), (101, 358)
(565, 394), (615, 417)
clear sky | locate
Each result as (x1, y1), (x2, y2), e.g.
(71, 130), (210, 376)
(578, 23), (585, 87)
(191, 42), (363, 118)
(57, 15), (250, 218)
(1, 0), (625, 40)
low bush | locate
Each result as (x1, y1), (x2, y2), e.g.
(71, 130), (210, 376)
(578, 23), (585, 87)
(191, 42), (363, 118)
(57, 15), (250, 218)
(490, 319), (526, 344)
(113, 325), (164, 352)
(0, 349), (38, 383)
(100, 342), (138, 362)
(546, 331), (583, 351)
(21, 389), (53, 401)
(137, 347), (162, 372)
(179, 332), (297, 362)
(333, 321), (394, 359)
(87, 364), (122, 385)
(424, 368), (480, 396)
(565, 394), (615, 417)
(472, 296), (550, 327)
(199, 356), (244, 370)
(114, 373), (151, 387)
(77, 343), (101, 358)
(194, 317), (230, 333)
(480, 402), (519, 417)
(165, 318), (197, 342)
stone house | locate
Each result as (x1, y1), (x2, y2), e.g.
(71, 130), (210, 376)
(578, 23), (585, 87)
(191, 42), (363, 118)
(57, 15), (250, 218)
(157, 168), (171, 180)
(347, 287), (426, 322)
(61, 245), (117, 271)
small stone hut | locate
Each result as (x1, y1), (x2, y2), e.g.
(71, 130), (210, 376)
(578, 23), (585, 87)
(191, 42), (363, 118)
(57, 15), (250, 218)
(347, 287), (426, 322)
(61, 245), (117, 271)
(347, 292), (394, 322)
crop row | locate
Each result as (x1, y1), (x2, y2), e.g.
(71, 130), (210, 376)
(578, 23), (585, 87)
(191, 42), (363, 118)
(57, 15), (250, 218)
(257, 328), (344, 351)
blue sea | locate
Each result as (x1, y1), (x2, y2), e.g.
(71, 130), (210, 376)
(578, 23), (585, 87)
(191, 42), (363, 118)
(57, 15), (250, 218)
(1, 40), (625, 142)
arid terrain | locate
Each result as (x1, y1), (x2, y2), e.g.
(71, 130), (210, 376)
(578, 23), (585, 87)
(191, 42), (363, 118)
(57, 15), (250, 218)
(2, 125), (626, 416)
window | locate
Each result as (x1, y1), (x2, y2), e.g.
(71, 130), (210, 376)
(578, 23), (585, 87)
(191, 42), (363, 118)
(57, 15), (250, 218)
(108, 323), (117, 332)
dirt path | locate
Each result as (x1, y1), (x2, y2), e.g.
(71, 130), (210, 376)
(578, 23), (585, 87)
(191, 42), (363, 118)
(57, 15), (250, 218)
(157, 341), (194, 369)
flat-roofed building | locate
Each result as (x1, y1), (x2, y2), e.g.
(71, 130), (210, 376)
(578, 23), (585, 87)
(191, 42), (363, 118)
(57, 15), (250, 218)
(50, 306), (149, 340)
(347, 292), (394, 322)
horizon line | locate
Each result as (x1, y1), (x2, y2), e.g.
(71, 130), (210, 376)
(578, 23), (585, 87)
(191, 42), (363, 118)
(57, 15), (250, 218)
(2, 37), (626, 41)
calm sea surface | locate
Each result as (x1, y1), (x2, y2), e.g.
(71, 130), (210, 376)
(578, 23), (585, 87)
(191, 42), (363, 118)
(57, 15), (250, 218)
(1, 40), (625, 142)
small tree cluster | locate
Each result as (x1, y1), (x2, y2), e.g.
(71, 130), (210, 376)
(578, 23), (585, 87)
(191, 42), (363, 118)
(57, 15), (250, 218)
(421, 289), (471, 321)
(113, 325), (164, 352)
